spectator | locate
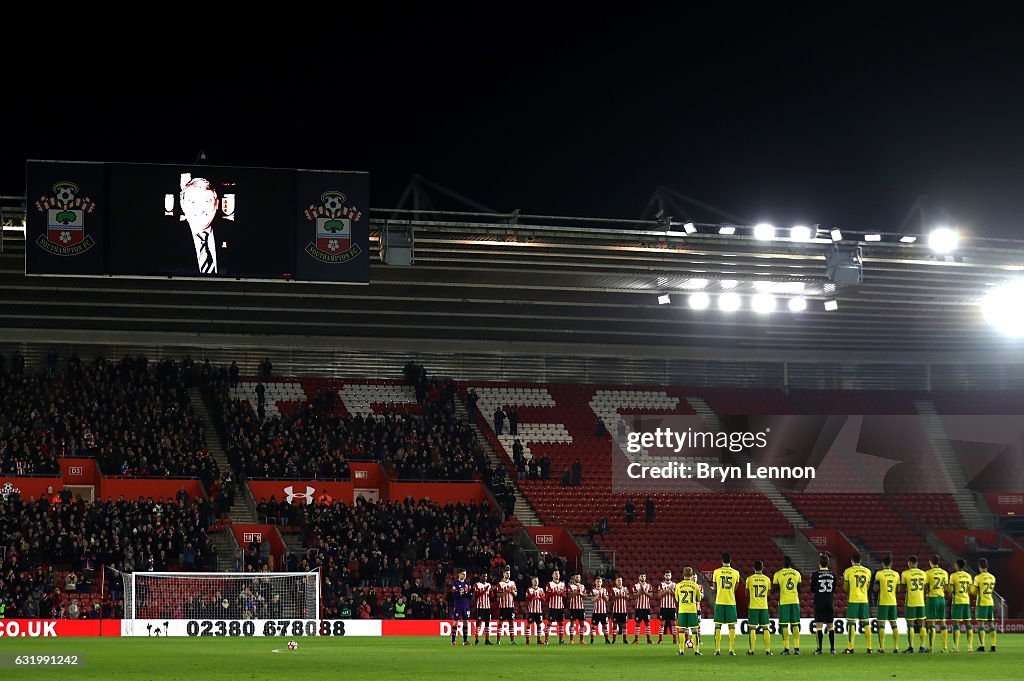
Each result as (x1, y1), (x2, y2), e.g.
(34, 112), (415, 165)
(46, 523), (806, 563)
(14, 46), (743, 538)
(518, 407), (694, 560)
(595, 418), (607, 437)
(571, 458), (582, 486)
(508, 408), (518, 436)
(229, 361), (240, 389)
(644, 495), (655, 524)
(466, 389), (478, 415)
(259, 358), (272, 381)
(65, 572), (78, 593)
(527, 458), (539, 480)
(625, 499), (635, 524)
(493, 407), (505, 436)
(539, 455), (551, 481)
(67, 599), (80, 620)
(357, 599), (371, 619)
(617, 419), (627, 439)
(176, 486), (189, 506)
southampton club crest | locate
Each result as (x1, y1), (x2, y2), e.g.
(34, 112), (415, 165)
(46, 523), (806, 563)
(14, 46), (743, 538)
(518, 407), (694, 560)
(35, 181), (97, 256)
(304, 191), (363, 263)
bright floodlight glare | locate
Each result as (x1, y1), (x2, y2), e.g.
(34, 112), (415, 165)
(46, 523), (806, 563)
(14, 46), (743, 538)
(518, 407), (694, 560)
(683, 222), (697, 234)
(754, 223), (776, 240)
(751, 293), (776, 314)
(788, 297), (808, 312)
(982, 279), (1024, 336)
(719, 226), (736, 235)
(864, 233), (881, 242)
(688, 292), (710, 310)
(823, 299), (839, 311)
(683, 278), (708, 290)
(657, 294), (671, 305)
(718, 292), (742, 312)
(720, 280), (738, 289)
(900, 236), (918, 243)
(928, 226), (959, 254)
(830, 229), (843, 242)
(790, 225), (812, 242)
(753, 280), (776, 292)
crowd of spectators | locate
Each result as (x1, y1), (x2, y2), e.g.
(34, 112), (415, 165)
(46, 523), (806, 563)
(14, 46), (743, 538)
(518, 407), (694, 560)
(0, 492), (218, 618)
(274, 496), (511, 618)
(211, 367), (497, 484)
(0, 352), (217, 484)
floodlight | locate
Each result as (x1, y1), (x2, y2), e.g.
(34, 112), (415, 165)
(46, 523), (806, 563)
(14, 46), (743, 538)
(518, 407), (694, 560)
(718, 292), (741, 312)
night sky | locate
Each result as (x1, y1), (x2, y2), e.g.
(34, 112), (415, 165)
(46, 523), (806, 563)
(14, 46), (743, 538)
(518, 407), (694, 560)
(8, 7), (1024, 237)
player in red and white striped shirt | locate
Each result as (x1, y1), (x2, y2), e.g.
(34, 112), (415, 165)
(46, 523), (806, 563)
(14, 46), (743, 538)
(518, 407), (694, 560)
(545, 570), (567, 645)
(611, 576), (631, 644)
(567, 572), (588, 644)
(658, 569), (678, 644)
(633, 573), (654, 644)
(473, 576), (493, 645)
(525, 576), (546, 645)
(590, 576), (611, 644)
(494, 567), (517, 645)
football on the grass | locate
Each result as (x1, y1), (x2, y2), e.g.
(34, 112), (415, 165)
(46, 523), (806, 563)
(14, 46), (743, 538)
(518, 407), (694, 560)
(288, 641), (298, 650)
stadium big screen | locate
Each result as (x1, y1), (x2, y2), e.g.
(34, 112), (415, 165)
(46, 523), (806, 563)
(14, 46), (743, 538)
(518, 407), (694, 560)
(24, 160), (370, 283)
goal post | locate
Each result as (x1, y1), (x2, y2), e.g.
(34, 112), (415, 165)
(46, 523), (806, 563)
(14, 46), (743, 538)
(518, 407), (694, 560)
(119, 571), (320, 637)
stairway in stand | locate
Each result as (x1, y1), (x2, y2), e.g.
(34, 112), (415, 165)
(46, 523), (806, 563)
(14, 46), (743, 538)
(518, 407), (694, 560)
(188, 386), (255, 570)
(914, 400), (988, 530)
(454, 397), (542, 526)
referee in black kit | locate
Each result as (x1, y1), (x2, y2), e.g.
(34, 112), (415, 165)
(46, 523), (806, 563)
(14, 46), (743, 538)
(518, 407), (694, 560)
(812, 553), (837, 654)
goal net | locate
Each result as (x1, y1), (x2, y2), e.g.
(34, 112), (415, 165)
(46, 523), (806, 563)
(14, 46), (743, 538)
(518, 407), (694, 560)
(120, 572), (320, 636)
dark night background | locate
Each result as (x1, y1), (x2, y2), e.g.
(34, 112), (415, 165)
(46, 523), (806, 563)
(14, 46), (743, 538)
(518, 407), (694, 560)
(7, 7), (1024, 237)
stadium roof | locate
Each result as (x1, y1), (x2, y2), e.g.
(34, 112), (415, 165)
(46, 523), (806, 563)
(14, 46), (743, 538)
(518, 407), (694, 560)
(2, 204), (1024, 364)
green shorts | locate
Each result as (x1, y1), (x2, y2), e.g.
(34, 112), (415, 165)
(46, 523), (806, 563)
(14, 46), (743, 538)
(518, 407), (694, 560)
(846, 601), (869, 621)
(877, 605), (898, 621)
(950, 604), (971, 621)
(926, 597), (946, 621)
(975, 605), (994, 621)
(714, 604), (738, 625)
(905, 605), (926, 620)
(747, 608), (769, 626)
(778, 603), (801, 625)
(677, 612), (699, 628)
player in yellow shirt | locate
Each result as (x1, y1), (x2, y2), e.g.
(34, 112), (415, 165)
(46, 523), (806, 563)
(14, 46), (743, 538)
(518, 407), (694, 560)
(901, 555), (928, 653)
(675, 567), (703, 656)
(973, 557), (997, 652)
(710, 552), (740, 656)
(842, 552), (873, 653)
(872, 554), (901, 653)
(947, 558), (973, 652)
(772, 556), (802, 654)
(924, 554), (949, 652)
(745, 560), (773, 655)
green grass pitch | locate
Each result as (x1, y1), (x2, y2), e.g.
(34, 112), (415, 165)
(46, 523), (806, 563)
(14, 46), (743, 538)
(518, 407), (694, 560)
(0, 635), (1019, 680)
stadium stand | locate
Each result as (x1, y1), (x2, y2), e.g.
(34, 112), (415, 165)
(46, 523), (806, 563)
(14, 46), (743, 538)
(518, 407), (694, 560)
(0, 354), (217, 484)
(0, 494), (219, 618)
(210, 370), (497, 483)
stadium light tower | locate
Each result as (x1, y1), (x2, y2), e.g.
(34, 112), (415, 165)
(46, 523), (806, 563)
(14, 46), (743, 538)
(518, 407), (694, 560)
(718, 292), (741, 312)
(751, 293), (776, 314)
(928, 226), (959, 254)
(982, 279), (1024, 336)
(688, 292), (710, 310)
(754, 223), (776, 240)
(790, 225), (813, 242)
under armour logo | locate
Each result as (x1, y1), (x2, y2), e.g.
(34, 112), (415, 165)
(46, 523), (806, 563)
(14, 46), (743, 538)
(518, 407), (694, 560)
(284, 485), (316, 505)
